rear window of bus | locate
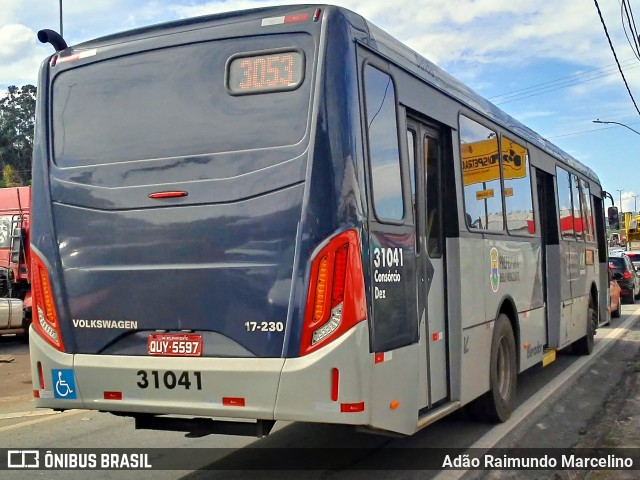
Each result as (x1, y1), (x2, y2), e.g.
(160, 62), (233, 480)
(51, 34), (313, 168)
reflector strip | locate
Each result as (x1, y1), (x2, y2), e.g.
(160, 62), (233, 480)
(374, 351), (393, 364)
(262, 13), (309, 26)
(222, 397), (246, 407)
(331, 368), (339, 401)
(261, 16), (285, 26)
(313, 9), (322, 22)
(340, 402), (365, 413)
(33, 390), (40, 398)
(284, 13), (309, 24)
(37, 361), (45, 389)
(149, 191), (188, 199)
(104, 391), (123, 400)
(57, 49), (97, 64)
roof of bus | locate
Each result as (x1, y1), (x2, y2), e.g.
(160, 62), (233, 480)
(361, 22), (600, 185)
(69, 4), (599, 185)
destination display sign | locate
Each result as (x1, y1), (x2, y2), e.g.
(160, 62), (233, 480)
(227, 50), (304, 94)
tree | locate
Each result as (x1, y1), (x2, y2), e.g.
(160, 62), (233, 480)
(0, 85), (37, 185)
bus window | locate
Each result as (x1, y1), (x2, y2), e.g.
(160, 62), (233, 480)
(571, 174), (583, 241)
(424, 134), (443, 256)
(580, 179), (594, 242)
(502, 137), (534, 235)
(364, 65), (403, 222)
(459, 115), (503, 231)
(556, 166), (574, 239)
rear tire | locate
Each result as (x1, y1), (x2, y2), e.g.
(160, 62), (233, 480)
(627, 288), (637, 304)
(469, 314), (517, 423)
(573, 296), (596, 355)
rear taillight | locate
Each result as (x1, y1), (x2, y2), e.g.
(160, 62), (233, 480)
(300, 230), (366, 356)
(31, 252), (64, 351)
(623, 270), (633, 280)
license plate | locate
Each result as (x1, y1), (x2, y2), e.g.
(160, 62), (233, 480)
(147, 334), (203, 357)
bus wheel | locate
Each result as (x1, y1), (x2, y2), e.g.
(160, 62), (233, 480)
(471, 314), (517, 423)
(573, 296), (596, 355)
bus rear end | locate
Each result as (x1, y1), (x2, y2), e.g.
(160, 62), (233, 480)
(30, 6), (380, 436)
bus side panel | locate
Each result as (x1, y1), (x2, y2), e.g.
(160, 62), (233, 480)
(275, 322), (371, 425)
(459, 238), (486, 329)
(460, 322), (492, 406)
(546, 244), (563, 348)
(369, 342), (420, 435)
(518, 307), (546, 372)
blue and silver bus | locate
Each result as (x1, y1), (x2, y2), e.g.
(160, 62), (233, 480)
(30, 4), (608, 436)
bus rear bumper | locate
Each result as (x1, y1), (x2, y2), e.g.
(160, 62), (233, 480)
(29, 322), (372, 427)
(29, 327), (284, 419)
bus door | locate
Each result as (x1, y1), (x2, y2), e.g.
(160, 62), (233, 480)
(407, 118), (448, 407)
(362, 60), (421, 434)
(537, 169), (562, 347)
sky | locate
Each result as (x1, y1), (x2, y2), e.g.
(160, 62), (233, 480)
(2, 0), (640, 212)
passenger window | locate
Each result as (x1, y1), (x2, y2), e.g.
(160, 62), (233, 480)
(425, 134), (443, 257)
(571, 174), (583, 241)
(364, 65), (404, 221)
(502, 137), (534, 235)
(459, 115), (503, 231)
(580, 179), (594, 242)
(556, 167), (574, 239)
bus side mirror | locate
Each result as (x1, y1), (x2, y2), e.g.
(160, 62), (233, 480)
(608, 206), (620, 230)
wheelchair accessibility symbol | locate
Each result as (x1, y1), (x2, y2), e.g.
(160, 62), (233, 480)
(52, 369), (77, 399)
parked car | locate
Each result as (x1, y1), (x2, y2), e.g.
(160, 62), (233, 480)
(609, 269), (622, 321)
(608, 252), (640, 303)
(624, 250), (640, 272)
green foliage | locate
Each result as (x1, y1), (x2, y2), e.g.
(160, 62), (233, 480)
(0, 85), (36, 185)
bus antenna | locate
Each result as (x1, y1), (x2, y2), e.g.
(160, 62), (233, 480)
(37, 29), (68, 52)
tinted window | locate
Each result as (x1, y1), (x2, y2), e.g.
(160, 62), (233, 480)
(502, 137), (534, 235)
(425, 134), (442, 256)
(580, 180), (594, 242)
(556, 167), (574, 239)
(364, 66), (403, 221)
(460, 116), (503, 231)
(52, 34), (313, 167)
(609, 257), (625, 269)
(571, 174), (583, 241)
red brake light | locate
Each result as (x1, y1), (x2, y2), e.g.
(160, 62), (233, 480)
(300, 230), (366, 356)
(31, 252), (65, 351)
(623, 270), (633, 280)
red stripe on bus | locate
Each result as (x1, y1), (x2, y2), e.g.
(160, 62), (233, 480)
(340, 402), (364, 413)
(149, 191), (188, 199)
(284, 13), (309, 24)
(331, 368), (339, 401)
(222, 397), (246, 407)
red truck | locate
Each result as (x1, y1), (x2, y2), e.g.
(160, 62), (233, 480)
(0, 186), (31, 335)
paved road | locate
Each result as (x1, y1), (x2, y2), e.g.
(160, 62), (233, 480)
(0, 307), (638, 479)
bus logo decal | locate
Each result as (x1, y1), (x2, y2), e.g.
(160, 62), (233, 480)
(490, 247), (500, 292)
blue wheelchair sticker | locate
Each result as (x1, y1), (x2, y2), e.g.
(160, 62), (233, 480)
(52, 369), (77, 399)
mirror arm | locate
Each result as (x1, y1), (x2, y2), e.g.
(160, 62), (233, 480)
(603, 191), (615, 206)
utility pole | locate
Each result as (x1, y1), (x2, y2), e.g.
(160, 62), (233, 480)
(59, 0), (63, 37)
(617, 189), (624, 212)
